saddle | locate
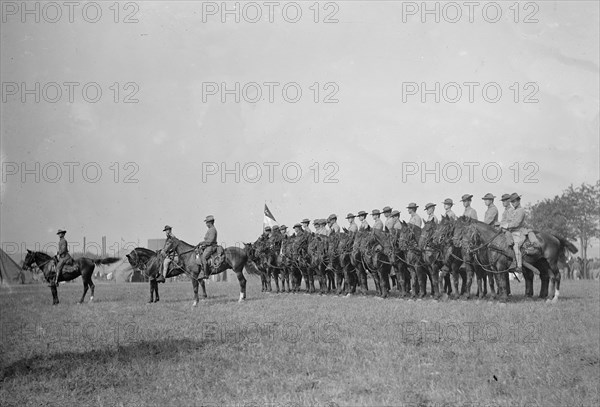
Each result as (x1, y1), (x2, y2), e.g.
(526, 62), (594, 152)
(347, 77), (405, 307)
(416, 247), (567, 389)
(507, 230), (542, 257)
(194, 245), (225, 271)
(52, 257), (79, 274)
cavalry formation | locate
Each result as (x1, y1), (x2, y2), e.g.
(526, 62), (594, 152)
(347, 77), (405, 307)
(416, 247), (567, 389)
(21, 193), (578, 306)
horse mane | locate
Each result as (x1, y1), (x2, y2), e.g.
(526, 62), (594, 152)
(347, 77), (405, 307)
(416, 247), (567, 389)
(31, 251), (53, 261)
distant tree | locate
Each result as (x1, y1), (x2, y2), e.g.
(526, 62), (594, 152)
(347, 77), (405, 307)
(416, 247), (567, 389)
(528, 195), (575, 239)
(529, 181), (599, 279)
(563, 181), (600, 278)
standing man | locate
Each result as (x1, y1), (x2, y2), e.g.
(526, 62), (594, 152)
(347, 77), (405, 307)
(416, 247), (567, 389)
(157, 225), (178, 283)
(461, 194), (478, 220)
(482, 193), (499, 225)
(371, 209), (384, 231)
(442, 198), (457, 220)
(407, 203), (422, 228)
(346, 213), (358, 233)
(500, 193), (526, 273)
(424, 203), (438, 224)
(197, 215), (218, 280)
(357, 211), (370, 230)
(54, 229), (72, 285)
(328, 214), (341, 234)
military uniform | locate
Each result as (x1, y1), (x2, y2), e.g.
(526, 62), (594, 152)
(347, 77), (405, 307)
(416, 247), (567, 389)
(160, 226), (179, 282)
(426, 213), (438, 223)
(55, 230), (72, 283)
(463, 207), (478, 220)
(483, 204), (499, 225)
(442, 198), (457, 220)
(385, 217), (397, 231)
(372, 218), (383, 230)
(357, 211), (369, 230)
(409, 213), (422, 228)
(501, 195), (526, 270)
(198, 216), (218, 279)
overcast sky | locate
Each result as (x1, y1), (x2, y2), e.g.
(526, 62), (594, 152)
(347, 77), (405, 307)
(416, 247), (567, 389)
(1, 1), (598, 257)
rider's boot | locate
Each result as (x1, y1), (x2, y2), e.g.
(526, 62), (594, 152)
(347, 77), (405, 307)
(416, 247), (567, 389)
(197, 259), (210, 280)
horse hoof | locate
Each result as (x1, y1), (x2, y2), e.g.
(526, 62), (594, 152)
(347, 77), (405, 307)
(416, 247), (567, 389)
(89, 297), (94, 303)
(192, 301), (198, 307)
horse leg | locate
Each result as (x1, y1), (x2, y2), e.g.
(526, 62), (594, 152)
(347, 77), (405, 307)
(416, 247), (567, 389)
(550, 260), (561, 303)
(236, 268), (247, 302)
(430, 264), (440, 299)
(80, 281), (89, 304)
(462, 262), (473, 300)
(523, 267), (534, 297)
(192, 278), (200, 306)
(200, 279), (207, 298)
(336, 271), (344, 295)
(154, 280), (159, 302)
(409, 267), (418, 299)
(416, 266), (427, 299)
(51, 285), (59, 305)
(273, 270), (280, 293)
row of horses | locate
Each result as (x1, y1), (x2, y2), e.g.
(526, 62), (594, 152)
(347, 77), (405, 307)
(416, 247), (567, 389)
(245, 216), (577, 304)
(22, 215), (577, 305)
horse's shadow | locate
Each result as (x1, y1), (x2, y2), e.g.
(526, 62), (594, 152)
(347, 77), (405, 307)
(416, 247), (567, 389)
(0, 339), (207, 383)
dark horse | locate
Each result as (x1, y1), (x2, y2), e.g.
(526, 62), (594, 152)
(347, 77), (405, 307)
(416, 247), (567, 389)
(453, 217), (577, 302)
(144, 239), (257, 305)
(22, 250), (120, 305)
(431, 216), (467, 298)
(126, 247), (161, 302)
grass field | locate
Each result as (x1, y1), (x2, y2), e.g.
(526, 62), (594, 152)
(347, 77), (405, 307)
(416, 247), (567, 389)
(1, 278), (598, 407)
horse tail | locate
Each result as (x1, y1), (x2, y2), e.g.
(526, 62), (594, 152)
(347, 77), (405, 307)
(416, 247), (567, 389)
(555, 236), (578, 262)
(93, 257), (121, 265)
(244, 260), (262, 276)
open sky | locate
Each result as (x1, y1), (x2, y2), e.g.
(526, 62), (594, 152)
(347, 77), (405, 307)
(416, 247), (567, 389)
(1, 1), (598, 257)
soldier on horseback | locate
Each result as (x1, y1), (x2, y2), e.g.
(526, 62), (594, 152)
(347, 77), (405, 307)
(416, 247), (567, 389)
(301, 219), (311, 233)
(293, 223), (304, 236)
(500, 193), (526, 273)
(382, 206), (395, 231)
(54, 229), (72, 285)
(279, 225), (288, 237)
(391, 210), (402, 230)
(371, 209), (384, 230)
(357, 211), (369, 230)
(346, 213), (358, 233)
(424, 203), (438, 224)
(327, 214), (341, 234)
(482, 193), (499, 225)
(197, 215), (218, 280)
(407, 203), (422, 227)
(461, 194), (478, 220)
(157, 225), (178, 283)
(442, 198), (457, 220)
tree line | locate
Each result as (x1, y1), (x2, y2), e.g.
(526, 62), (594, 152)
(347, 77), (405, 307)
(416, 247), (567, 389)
(527, 181), (600, 279)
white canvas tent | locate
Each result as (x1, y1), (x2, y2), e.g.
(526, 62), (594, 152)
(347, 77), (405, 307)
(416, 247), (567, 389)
(0, 248), (35, 286)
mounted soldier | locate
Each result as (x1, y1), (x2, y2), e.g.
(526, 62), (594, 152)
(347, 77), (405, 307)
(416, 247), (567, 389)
(279, 225), (288, 237)
(461, 194), (478, 220)
(382, 206), (395, 231)
(197, 215), (218, 280)
(371, 209), (384, 231)
(482, 193), (499, 225)
(54, 229), (72, 285)
(391, 210), (402, 230)
(424, 203), (438, 224)
(442, 198), (457, 220)
(157, 225), (178, 283)
(301, 218), (311, 233)
(346, 213), (358, 233)
(407, 203), (422, 228)
(357, 211), (370, 230)
(293, 223), (304, 236)
(499, 193), (539, 274)
(327, 214), (341, 235)
(500, 193), (513, 224)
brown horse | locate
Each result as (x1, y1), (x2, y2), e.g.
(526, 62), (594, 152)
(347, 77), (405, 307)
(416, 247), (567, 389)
(126, 247), (161, 302)
(22, 250), (120, 305)
(453, 216), (578, 302)
(149, 238), (257, 305)
(431, 216), (467, 298)
(327, 232), (357, 295)
(418, 219), (442, 299)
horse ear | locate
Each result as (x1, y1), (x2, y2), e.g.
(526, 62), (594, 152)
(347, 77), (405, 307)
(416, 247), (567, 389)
(27, 249), (31, 253)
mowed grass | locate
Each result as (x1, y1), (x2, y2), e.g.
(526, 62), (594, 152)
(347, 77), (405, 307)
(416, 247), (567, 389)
(0, 278), (598, 407)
